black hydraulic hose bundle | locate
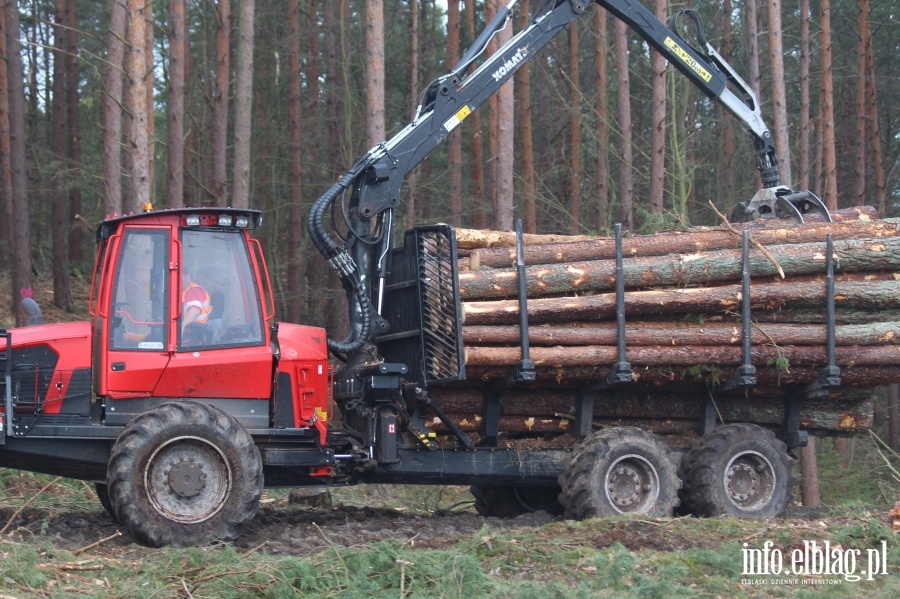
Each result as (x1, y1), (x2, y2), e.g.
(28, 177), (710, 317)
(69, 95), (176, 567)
(307, 173), (372, 355)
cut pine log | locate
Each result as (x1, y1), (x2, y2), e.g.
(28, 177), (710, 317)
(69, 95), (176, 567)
(469, 216), (900, 269)
(463, 344), (900, 368)
(428, 387), (873, 429)
(463, 364), (900, 388)
(461, 321), (900, 347)
(454, 228), (593, 250)
(456, 205), (880, 255)
(458, 235), (900, 301)
(460, 279), (900, 325)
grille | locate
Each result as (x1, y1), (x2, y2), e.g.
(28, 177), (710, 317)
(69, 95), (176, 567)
(376, 225), (465, 387)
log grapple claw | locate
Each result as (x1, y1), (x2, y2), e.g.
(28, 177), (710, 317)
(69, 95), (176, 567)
(729, 187), (832, 224)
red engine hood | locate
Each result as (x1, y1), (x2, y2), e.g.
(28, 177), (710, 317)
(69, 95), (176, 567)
(0, 321), (92, 370)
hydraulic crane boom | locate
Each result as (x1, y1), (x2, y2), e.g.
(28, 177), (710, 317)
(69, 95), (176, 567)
(308, 0), (829, 355)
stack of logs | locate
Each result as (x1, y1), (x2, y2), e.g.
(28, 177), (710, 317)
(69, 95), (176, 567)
(427, 206), (899, 438)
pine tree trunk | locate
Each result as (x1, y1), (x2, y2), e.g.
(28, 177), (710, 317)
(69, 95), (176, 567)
(464, 0), (486, 229)
(103, 0), (126, 215)
(515, 0), (535, 233)
(718, 0), (735, 199)
(648, 0), (666, 216)
(854, 0), (869, 207)
(865, 30), (885, 215)
(365, 0), (385, 147)
(445, 0), (462, 226)
(888, 384), (899, 451)
(4, 0), (33, 325)
(286, 0), (303, 324)
(51, 0), (70, 311)
(63, 0), (81, 262)
(819, 0), (838, 211)
(485, 0), (514, 232)
(614, 18), (633, 230)
(799, 436), (821, 507)
(143, 0), (154, 199)
(833, 437), (852, 470)
(593, 9), (610, 232)
(125, 0), (150, 213)
(0, 4), (11, 264)
(323, 0), (351, 338)
(744, 0), (762, 98)
(167, 0), (185, 209)
(767, 0), (792, 186)
(232, 0), (255, 209)
(211, 0), (230, 205)
(407, 0), (420, 230)
(567, 23), (581, 233)
(744, 0), (762, 189)
(798, 0), (811, 191)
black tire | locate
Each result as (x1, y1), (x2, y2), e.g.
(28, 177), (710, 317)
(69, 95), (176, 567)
(471, 485), (564, 518)
(680, 423), (794, 518)
(107, 401), (263, 547)
(94, 483), (119, 523)
(559, 427), (681, 519)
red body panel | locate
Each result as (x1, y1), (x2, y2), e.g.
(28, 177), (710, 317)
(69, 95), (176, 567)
(275, 323), (331, 431)
(153, 344), (273, 399)
(0, 322), (92, 414)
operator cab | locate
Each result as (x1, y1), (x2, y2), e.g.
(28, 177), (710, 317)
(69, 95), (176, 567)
(90, 208), (275, 412)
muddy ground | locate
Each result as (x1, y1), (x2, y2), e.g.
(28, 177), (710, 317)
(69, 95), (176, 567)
(0, 490), (564, 558)
(0, 488), (842, 560)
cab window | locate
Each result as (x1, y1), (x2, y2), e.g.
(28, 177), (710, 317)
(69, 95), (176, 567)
(109, 229), (169, 351)
(179, 229), (265, 350)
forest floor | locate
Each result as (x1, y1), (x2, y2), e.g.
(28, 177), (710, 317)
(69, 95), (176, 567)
(0, 478), (898, 598)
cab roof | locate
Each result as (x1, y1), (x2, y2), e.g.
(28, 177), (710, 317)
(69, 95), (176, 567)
(96, 207), (263, 243)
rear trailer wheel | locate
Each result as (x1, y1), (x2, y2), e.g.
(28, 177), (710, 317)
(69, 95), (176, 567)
(559, 427), (680, 519)
(680, 423), (794, 518)
(107, 401), (263, 547)
(471, 485), (564, 518)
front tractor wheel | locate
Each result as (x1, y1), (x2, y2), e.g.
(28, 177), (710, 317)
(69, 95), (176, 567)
(559, 427), (681, 519)
(680, 423), (794, 518)
(107, 401), (263, 547)
(94, 483), (119, 523)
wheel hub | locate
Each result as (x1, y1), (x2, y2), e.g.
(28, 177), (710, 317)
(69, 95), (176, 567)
(603, 454), (660, 514)
(723, 450), (776, 510)
(145, 436), (232, 524)
(609, 465), (642, 507)
(167, 461), (207, 498)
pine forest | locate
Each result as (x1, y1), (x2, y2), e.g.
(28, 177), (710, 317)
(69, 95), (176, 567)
(0, 0), (897, 330)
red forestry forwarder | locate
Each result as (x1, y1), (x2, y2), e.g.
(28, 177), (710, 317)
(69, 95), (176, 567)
(0, 1), (879, 547)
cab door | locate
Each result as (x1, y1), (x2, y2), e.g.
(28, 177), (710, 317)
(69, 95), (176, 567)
(152, 228), (273, 400)
(99, 227), (173, 398)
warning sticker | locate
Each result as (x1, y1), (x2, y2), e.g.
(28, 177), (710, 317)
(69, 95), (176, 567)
(664, 37), (712, 83)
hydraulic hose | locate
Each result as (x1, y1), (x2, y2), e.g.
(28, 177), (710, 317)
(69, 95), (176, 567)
(307, 174), (372, 355)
